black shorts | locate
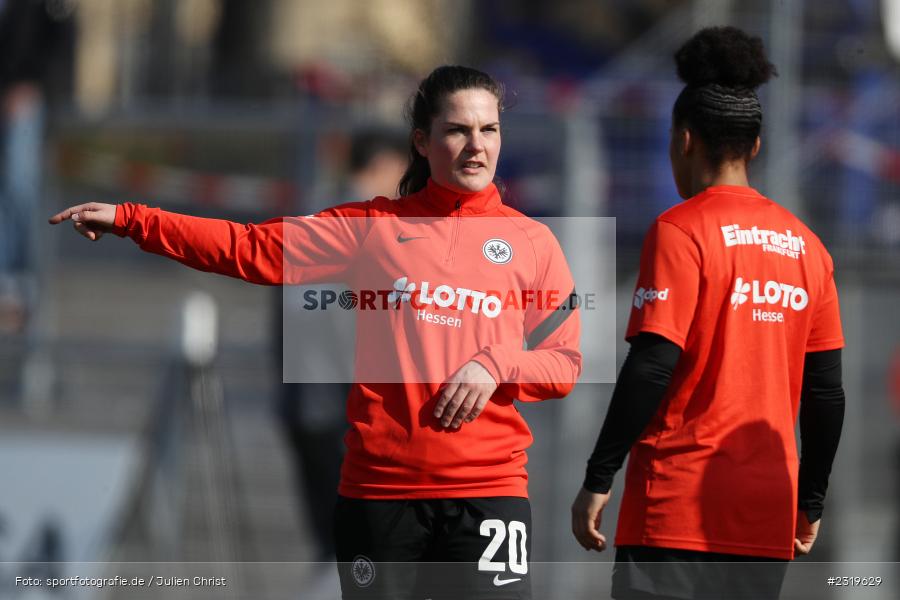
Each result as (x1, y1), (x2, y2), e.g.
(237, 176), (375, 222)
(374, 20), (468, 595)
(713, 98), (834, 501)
(612, 545), (789, 600)
(334, 495), (532, 600)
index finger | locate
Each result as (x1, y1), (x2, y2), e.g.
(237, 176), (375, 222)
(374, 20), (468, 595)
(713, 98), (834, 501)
(48, 203), (95, 225)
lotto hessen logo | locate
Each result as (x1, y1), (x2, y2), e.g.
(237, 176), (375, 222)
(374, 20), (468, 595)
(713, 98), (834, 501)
(730, 277), (809, 322)
(389, 277), (503, 319)
(633, 287), (669, 309)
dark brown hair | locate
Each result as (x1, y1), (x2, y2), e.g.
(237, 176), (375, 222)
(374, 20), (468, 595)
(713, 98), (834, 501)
(398, 65), (505, 196)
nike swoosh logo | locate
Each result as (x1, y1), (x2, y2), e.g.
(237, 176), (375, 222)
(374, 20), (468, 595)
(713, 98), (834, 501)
(493, 575), (522, 587)
(397, 233), (428, 243)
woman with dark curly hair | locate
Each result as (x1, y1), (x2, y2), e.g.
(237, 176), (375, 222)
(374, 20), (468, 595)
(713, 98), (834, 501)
(571, 26), (845, 600)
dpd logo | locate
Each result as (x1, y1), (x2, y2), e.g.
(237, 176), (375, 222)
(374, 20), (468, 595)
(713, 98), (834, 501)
(633, 287), (669, 310)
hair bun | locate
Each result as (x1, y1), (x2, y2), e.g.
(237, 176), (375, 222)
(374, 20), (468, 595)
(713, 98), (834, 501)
(675, 26), (777, 89)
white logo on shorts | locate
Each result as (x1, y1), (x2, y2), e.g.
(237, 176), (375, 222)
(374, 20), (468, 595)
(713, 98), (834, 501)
(493, 575), (522, 586)
(351, 555), (375, 587)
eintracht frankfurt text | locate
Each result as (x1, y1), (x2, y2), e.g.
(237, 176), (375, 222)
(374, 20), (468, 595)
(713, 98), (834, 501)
(721, 224), (806, 259)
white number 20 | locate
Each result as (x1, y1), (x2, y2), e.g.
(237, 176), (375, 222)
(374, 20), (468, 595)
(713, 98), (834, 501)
(478, 519), (528, 575)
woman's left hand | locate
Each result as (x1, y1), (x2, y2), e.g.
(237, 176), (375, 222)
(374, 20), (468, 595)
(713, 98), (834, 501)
(434, 361), (498, 429)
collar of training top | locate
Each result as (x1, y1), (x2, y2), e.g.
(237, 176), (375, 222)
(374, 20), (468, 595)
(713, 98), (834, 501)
(699, 184), (763, 198)
(418, 178), (502, 216)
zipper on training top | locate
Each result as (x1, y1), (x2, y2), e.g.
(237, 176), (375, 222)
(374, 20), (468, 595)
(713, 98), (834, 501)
(445, 199), (462, 264)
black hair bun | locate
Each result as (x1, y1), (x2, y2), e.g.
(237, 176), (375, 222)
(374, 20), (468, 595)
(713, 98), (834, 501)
(675, 26), (777, 89)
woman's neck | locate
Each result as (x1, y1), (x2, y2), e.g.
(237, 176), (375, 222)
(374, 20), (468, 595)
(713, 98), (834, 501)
(690, 160), (750, 196)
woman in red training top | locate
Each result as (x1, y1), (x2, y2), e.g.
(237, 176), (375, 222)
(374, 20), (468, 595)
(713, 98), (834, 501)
(51, 66), (581, 600)
(571, 27), (845, 600)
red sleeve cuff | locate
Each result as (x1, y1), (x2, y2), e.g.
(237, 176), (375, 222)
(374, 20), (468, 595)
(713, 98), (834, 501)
(112, 203), (131, 237)
(472, 348), (505, 385)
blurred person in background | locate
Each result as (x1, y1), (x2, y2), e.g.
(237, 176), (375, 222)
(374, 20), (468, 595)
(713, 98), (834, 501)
(50, 65), (581, 600)
(344, 130), (409, 201)
(271, 128), (406, 582)
(0, 0), (73, 333)
(571, 27), (845, 600)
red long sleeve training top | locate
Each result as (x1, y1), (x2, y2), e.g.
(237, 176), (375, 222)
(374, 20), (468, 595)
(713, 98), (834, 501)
(113, 179), (582, 499)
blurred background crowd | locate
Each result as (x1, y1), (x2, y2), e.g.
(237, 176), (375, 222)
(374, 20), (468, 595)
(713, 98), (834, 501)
(0, 1), (898, 599)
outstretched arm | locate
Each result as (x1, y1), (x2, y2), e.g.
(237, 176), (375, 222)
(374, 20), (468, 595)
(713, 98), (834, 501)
(50, 201), (368, 285)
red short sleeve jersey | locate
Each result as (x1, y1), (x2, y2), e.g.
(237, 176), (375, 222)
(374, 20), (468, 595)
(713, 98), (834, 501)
(618, 185), (844, 559)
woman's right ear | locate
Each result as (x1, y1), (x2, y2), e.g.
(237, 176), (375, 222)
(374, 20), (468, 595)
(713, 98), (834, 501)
(678, 128), (693, 157)
(413, 129), (428, 158)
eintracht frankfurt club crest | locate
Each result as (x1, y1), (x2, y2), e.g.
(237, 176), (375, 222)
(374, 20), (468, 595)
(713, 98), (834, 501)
(483, 239), (513, 264)
(351, 555), (375, 587)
